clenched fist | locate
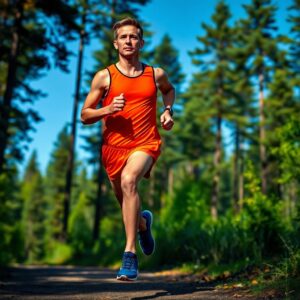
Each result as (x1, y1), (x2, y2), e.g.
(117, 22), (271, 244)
(160, 110), (174, 131)
(109, 93), (126, 114)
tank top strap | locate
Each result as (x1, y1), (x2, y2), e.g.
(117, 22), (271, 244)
(142, 63), (155, 76)
(106, 64), (117, 76)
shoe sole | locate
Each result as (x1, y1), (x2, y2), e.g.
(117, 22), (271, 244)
(116, 275), (138, 281)
(140, 210), (155, 256)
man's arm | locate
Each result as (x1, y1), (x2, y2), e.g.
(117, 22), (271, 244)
(81, 69), (125, 125)
(154, 67), (175, 131)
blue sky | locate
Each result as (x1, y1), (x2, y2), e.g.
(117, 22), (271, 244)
(24, 0), (293, 174)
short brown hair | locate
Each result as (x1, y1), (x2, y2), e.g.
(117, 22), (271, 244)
(113, 17), (143, 39)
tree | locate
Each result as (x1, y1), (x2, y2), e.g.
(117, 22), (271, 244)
(240, 0), (279, 194)
(63, 0), (90, 240)
(21, 151), (47, 262)
(68, 169), (94, 258)
(189, 0), (233, 219)
(45, 126), (73, 243)
(150, 34), (185, 204)
(266, 58), (298, 196)
(227, 20), (255, 212)
(271, 117), (300, 216)
(0, 165), (23, 266)
(0, 0), (78, 173)
(288, 0), (300, 98)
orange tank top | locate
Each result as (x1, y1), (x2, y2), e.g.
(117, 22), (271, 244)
(102, 64), (161, 148)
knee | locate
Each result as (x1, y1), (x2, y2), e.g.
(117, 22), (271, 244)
(121, 173), (137, 194)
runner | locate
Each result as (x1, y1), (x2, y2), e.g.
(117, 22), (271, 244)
(81, 17), (175, 281)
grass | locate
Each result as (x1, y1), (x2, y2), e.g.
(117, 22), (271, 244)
(161, 259), (300, 299)
(252, 277), (300, 300)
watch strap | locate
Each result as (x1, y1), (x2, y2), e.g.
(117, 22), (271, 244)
(164, 107), (173, 116)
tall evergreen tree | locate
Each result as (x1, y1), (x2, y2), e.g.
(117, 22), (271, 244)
(0, 0), (79, 173)
(227, 21), (255, 212)
(266, 66), (296, 197)
(0, 165), (23, 266)
(45, 126), (73, 244)
(288, 0), (300, 98)
(68, 168), (93, 257)
(150, 34), (185, 204)
(63, 0), (91, 240)
(240, 0), (279, 194)
(189, 0), (233, 219)
(21, 151), (46, 262)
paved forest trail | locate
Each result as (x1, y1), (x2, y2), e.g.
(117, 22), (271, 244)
(0, 265), (265, 299)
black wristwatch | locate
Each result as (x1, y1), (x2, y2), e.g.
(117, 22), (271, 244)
(164, 106), (173, 116)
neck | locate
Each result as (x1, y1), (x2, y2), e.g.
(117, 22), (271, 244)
(117, 56), (143, 76)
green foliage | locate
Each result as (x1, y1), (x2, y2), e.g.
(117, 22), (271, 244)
(149, 163), (291, 270)
(271, 117), (300, 184)
(152, 34), (185, 93)
(21, 151), (47, 263)
(68, 192), (93, 257)
(273, 239), (300, 279)
(44, 242), (73, 265)
(0, 168), (24, 266)
(96, 215), (124, 266)
(44, 125), (71, 243)
(0, 0), (79, 167)
(288, 0), (300, 90)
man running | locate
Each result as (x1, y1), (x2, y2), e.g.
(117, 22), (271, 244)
(80, 17), (175, 281)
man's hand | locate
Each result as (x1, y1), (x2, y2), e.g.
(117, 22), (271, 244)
(160, 110), (174, 131)
(109, 93), (126, 114)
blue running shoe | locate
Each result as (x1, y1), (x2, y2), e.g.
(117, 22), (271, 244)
(138, 210), (155, 256)
(116, 251), (138, 281)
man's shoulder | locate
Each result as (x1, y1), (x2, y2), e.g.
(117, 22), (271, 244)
(95, 68), (110, 81)
(153, 67), (166, 80)
(91, 68), (110, 89)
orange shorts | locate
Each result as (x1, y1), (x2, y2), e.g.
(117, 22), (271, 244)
(102, 142), (161, 181)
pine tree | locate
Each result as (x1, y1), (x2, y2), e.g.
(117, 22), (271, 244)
(240, 0), (279, 194)
(45, 126), (73, 243)
(266, 66), (295, 196)
(288, 0), (300, 98)
(0, 0), (79, 173)
(68, 169), (93, 257)
(271, 117), (300, 216)
(189, 0), (233, 219)
(21, 151), (47, 262)
(63, 0), (90, 240)
(227, 20), (255, 212)
(0, 165), (23, 266)
(150, 34), (185, 205)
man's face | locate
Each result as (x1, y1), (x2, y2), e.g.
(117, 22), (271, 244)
(114, 25), (144, 57)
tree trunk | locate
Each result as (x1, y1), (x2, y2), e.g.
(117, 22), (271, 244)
(93, 140), (104, 241)
(259, 69), (267, 194)
(239, 138), (244, 210)
(0, 1), (22, 173)
(211, 113), (222, 220)
(63, 13), (86, 239)
(168, 167), (174, 197)
(93, 4), (117, 242)
(147, 172), (155, 209)
(233, 125), (240, 214)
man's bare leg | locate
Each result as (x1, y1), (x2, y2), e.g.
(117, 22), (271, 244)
(118, 151), (153, 253)
(110, 179), (147, 232)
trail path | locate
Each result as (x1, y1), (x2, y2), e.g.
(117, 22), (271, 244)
(0, 265), (262, 299)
